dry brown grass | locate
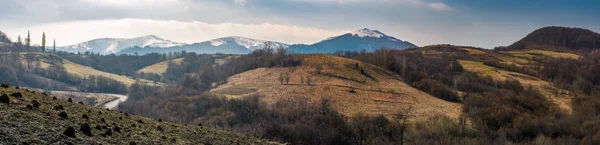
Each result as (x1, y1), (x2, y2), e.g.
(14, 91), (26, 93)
(211, 54), (462, 120)
(458, 59), (573, 113)
(1, 52), (158, 86)
(137, 58), (184, 74)
(526, 49), (580, 59)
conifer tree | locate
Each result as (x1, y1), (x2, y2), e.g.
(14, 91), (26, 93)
(53, 39), (56, 54)
(41, 32), (46, 53)
(26, 31), (31, 51)
(17, 35), (22, 45)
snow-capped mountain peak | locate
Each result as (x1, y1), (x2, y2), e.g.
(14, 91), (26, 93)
(58, 35), (186, 54)
(351, 28), (386, 38)
(208, 36), (289, 51)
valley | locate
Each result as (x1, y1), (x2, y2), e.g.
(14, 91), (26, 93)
(1, 25), (600, 144)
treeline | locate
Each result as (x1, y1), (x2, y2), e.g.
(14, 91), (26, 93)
(339, 46), (600, 144)
(0, 52), (127, 94)
(482, 60), (539, 77)
(57, 51), (169, 77)
(0, 30), (45, 53)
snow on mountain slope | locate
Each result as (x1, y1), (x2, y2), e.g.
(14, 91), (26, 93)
(209, 36), (289, 51)
(351, 28), (385, 38)
(288, 28), (417, 53)
(58, 35), (185, 54)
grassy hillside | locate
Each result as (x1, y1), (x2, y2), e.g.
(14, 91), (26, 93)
(503, 26), (600, 52)
(137, 58), (183, 74)
(508, 49), (580, 59)
(2, 52), (158, 87)
(0, 85), (278, 144)
(211, 54), (462, 120)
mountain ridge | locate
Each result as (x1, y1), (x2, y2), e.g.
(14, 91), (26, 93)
(58, 35), (185, 54)
(61, 28), (416, 55)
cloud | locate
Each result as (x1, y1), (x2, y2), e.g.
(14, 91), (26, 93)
(234, 0), (247, 5)
(428, 2), (451, 11)
(291, 0), (452, 11)
(2, 19), (347, 46)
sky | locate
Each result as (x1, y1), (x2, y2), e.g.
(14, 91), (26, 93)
(0, 0), (598, 48)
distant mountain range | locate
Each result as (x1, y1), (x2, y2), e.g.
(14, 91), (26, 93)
(58, 28), (417, 55)
(58, 35), (185, 54)
(288, 28), (416, 53)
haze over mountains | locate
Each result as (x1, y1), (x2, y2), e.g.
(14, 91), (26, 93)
(57, 28), (417, 55)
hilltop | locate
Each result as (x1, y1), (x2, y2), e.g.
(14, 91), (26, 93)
(0, 84), (279, 144)
(211, 54), (461, 120)
(503, 26), (600, 52)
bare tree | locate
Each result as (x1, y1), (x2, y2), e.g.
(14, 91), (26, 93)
(390, 107), (413, 145)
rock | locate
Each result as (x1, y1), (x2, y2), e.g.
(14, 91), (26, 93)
(26, 104), (33, 109)
(67, 98), (72, 103)
(63, 126), (76, 138)
(82, 114), (89, 120)
(58, 111), (68, 119)
(0, 83), (9, 88)
(80, 123), (93, 136)
(0, 94), (9, 105)
(104, 128), (113, 136)
(53, 105), (64, 110)
(32, 100), (40, 109)
(113, 126), (121, 133)
(9, 92), (22, 98)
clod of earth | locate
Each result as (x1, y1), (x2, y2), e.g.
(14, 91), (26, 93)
(113, 126), (121, 133)
(67, 98), (72, 103)
(10, 92), (22, 98)
(26, 104), (33, 110)
(59, 111), (69, 119)
(63, 126), (76, 138)
(53, 105), (64, 110)
(32, 100), (40, 109)
(80, 123), (93, 136)
(104, 128), (113, 136)
(0, 94), (9, 104)
(0, 83), (9, 88)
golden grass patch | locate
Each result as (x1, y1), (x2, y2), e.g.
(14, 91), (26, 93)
(526, 50), (579, 59)
(211, 55), (462, 121)
(137, 58), (184, 74)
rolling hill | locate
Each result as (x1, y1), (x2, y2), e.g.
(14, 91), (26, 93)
(415, 46), (574, 113)
(504, 26), (600, 52)
(0, 52), (158, 91)
(0, 85), (279, 144)
(210, 54), (461, 120)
